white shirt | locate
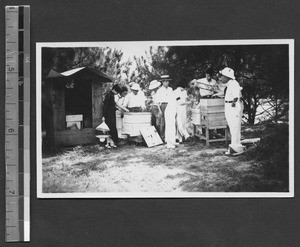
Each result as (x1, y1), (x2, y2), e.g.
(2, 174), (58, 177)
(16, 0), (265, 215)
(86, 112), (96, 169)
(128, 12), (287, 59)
(196, 78), (216, 97)
(165, 91), (177, 114)
(114, 94), (121, 103)
(151, 91), (159, 105)
(156, 86), (173, 103)
(123, 92), (146, 108)
(174, 87), (188, 105)
(115, 95), (125, 105)
(224, 79), (242, 101)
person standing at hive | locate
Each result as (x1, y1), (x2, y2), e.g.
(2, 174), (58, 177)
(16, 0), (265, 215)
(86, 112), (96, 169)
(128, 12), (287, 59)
(155, 75), (173, 141)
(218, 67), (245, 156)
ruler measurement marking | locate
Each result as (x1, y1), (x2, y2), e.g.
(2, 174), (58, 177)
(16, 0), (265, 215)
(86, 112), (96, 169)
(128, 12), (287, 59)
(5, 5), (30, 243)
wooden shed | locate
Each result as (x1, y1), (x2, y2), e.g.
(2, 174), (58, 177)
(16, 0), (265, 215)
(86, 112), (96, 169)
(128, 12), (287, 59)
(43, 67), (113, 148)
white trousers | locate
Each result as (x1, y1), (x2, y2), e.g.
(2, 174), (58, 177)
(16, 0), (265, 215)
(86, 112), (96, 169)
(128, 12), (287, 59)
(225, 101), (244, 151)
(176, 105), (190, 142)
(165, 104), (177, 146)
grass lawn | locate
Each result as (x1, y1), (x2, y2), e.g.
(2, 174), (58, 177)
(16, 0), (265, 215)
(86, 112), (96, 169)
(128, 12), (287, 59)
(42, 124), (288, 193)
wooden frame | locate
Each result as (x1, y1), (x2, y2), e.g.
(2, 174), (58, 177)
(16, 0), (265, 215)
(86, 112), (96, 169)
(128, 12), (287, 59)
(192, 123), (229, 147)
(43, 70), (107, 147)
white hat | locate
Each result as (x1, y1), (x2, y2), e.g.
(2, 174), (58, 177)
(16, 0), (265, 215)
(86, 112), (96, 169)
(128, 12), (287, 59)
(96, 122), (110, 132)
(159, 75), (172, 81)
(131, 83), (140, 91)
(149, 80), (161, 90)
(219, 67), (235, 80)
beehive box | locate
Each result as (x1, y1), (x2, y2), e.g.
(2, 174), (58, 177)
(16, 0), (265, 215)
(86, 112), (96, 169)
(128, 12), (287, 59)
(66, 114), (83, 129)
(115, 111), (127, 139)
(191, 108), (201, 125)
(199, 98), (227, 127)
(123, 112), (151, 137)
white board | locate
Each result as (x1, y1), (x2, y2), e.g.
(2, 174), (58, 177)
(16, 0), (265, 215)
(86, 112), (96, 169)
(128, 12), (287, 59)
(140, 126), (163, 147)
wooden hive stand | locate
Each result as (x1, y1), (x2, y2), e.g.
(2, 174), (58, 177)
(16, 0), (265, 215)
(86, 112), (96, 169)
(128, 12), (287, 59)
(192, 98), (229, 147)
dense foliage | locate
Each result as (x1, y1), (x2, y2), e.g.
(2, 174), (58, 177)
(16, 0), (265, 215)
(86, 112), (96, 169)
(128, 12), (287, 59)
(245, 123), (289, 189)
(162, 45), (289, 124)
(42, 44), (290, 124)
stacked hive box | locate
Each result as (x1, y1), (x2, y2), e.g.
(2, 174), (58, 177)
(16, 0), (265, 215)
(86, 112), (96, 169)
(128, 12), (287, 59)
(123, 112), (151, 137)
(200, 98), (227, 127)
(192, 98), (228, 147)
(66, 114), (83, 129)
(116, 111), (128, 139)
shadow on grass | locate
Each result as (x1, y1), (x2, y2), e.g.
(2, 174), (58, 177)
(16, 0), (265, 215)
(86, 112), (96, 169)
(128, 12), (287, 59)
(70, 160), (107, 177)
(179, 156), (288, 192)
(42, 157), (108, 193)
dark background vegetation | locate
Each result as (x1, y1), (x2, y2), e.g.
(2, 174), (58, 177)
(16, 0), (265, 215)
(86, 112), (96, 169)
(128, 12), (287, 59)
(0, 0), (299, 246)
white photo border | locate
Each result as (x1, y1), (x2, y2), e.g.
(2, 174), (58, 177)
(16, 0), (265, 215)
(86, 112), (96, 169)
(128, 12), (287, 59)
(36, 39), (294, 198)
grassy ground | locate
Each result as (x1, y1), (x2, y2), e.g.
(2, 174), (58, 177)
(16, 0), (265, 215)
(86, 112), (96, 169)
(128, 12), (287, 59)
(42, 124), (289, 193)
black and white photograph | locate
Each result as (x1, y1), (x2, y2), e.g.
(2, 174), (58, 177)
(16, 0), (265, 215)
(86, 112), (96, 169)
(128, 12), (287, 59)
(36, 40), (294, 198)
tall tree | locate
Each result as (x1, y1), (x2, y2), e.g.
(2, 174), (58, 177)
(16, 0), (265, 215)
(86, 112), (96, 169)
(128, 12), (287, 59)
(42, 47), (132, 84)
(164, 45), (289, 124)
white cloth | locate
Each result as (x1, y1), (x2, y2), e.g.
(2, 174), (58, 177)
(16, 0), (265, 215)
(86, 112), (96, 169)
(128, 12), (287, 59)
(174, 88), (190, 142)
(151, 90), (159, 105)
(224, 79), (244, 152)
(117, 96), (126, 106)
(197, 78), (216, 97)
(164, 92), (177, 147)
(156, 86), (173, 103)
(114, 94), (121, 103)
(123, 92), (146, 108)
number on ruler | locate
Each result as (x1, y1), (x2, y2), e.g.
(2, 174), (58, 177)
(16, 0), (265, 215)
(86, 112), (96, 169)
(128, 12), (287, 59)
(8, 67), (15, 72)
(9, 190), (16, 195)
(25, 57), (29, 63)
(8, 128), (15, 133)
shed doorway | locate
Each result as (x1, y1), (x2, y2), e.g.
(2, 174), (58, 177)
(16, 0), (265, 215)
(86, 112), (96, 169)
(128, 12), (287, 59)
(65, 77), (93, 129)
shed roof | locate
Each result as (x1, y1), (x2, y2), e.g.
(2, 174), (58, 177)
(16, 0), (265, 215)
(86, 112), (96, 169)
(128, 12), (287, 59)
(46, 67), (113, 82)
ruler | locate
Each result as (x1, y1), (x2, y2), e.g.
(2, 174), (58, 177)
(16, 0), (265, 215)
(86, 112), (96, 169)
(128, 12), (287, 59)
(5, 5), (30, 242)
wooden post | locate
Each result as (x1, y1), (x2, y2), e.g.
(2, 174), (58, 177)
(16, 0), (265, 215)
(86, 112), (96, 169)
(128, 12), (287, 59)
(52, 80), (65, 131)
(205, 127), (209, 147)
(92, 79), (103, 128)
(193, 123), (196, 137)
(43, 80), (54, 151)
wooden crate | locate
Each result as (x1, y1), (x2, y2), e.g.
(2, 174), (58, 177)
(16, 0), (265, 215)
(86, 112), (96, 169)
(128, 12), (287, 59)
(200, 105), (225, 114)
(66, 114), (83, 129)
(199, 98), (227, 127)
(200, 98), (224, 107)
(123, 112), (151, 137)
(201, 112), (227, 127)
(116, 111), (127, 139)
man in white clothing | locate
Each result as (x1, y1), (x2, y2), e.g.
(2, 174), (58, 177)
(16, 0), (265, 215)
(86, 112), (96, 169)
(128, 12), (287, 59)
(219, 67), (245, 156)
(197, 68), (217, 98)
(156, 75), (173, 141)
(123, 83), (146, 112)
